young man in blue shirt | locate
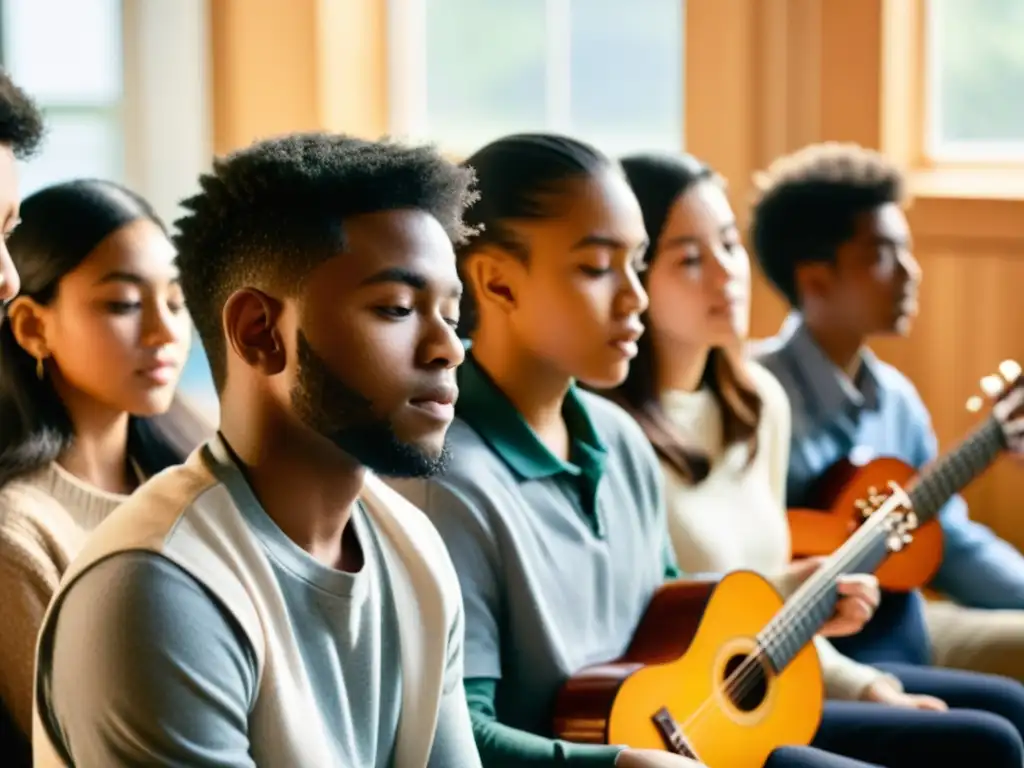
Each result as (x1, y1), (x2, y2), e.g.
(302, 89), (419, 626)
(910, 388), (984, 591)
(751, 141), (1024, 684)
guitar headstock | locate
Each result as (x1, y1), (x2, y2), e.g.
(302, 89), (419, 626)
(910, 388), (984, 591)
(852, 481), (917, 553)
(966, 359), (1024, 452)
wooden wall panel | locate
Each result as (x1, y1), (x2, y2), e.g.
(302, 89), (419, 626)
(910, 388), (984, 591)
(687, 0), (1024, 550)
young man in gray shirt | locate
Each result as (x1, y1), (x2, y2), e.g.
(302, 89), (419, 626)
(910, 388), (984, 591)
(33, 134), (482, 768)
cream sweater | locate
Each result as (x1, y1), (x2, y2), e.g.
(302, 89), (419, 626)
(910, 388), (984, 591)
(661, 360), (897, 701)
(0, 463), (129, 735)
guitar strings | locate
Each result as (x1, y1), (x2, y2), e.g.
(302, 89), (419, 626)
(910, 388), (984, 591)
(662, 417), (1004, 750)
(672, 498), (900, 741)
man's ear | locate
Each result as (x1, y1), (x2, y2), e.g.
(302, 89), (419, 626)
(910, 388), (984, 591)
(463, 246), (526, 318)
(222, 288), (288, 376)
(5, 296), (50, 361)
(793, 262), (834, 304)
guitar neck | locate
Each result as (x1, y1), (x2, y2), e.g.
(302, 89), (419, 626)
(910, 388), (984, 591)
(758, 512), (891, 671)
(907, 416), (1006, 523)
(760, 416), (1007, 671)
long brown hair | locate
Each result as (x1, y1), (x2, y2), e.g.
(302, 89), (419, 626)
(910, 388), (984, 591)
(604, 153), (762, 484)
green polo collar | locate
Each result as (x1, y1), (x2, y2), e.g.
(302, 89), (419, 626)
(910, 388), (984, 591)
(456, 352), (607, 481)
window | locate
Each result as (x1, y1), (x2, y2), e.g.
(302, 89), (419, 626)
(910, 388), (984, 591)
(1, 0), (124, 193)
(927, 0), (1024, 161)
(389, 0), (684, 156)
(2, 0), (218, 420)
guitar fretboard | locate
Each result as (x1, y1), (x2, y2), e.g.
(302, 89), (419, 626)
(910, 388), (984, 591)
(758, 415), (1006, 672)
(908, 417), (1005, 522)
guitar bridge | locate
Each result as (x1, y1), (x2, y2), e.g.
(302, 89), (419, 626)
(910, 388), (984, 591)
(652, 706), (699, 759)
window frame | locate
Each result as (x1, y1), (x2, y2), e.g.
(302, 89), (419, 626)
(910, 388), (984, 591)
(0, 0), (212, 224)
(911, 0), (1024, 170)
(879, 0), (1024, 204)
(0, 0), (127, 188)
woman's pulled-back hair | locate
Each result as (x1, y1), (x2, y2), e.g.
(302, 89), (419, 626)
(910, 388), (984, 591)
(456, 133), (616, 336)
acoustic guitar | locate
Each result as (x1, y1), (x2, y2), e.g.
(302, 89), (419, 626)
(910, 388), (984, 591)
(788, 361), (1023, 591)
(553, 485), (919, 766)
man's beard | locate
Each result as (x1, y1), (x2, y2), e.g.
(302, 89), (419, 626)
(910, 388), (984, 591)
(289, 331), (450, 478)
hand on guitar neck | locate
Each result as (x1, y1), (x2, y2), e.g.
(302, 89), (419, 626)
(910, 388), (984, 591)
(774, 557), (881, 637)
(991, 374), (1024, 455)
(617, 747), (707, 767)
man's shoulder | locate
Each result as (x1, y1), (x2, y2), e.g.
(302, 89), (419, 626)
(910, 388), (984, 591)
(866, 354), (923, 400)
(40, 550), (258, 766)
(63, 550), (240, 625)
(121, 456), (222, 520)
(47, 550), (258, 694)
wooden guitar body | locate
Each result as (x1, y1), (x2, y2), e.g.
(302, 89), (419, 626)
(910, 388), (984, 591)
(787, 457), (945, 592)
(554, 572), (824, 767)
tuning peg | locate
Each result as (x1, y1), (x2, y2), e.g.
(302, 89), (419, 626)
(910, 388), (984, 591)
(981, 375), (1005, 398)
(966, 395), (984, 413)
(886, 532), (908, 551)
(1000, 360), (1021, 382)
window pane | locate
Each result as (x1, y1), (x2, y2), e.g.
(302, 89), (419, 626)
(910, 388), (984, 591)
(568, 0), (683, 154)
(17, 111), (123, 196)
(420, 0), (684, 154)
(2, 0), (122, 105)
(930, 0), (1024, 153)
(425, 0), (548, 149)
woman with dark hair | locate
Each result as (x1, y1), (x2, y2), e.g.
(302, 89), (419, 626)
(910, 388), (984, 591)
(604, 150), (1024, 765)
(387, 133), (888, 768)
(0, 178), (206, 742)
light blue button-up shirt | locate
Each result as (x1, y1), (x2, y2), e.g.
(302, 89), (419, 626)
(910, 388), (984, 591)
(753, 314), (1024, 662)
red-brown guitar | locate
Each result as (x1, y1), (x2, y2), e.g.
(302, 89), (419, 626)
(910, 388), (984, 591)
(789, 361), (1023, 591)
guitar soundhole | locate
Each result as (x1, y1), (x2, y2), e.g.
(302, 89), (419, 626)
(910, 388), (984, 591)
(722, 653), (769, 712)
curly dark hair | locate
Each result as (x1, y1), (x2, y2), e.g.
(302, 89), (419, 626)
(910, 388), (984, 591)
(750, 142), (905, 307)
(173, 132), (478, 391)
(0, 68), (44, 158)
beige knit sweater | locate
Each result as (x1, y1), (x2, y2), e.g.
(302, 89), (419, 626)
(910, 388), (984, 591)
(0, 463), (129, 736)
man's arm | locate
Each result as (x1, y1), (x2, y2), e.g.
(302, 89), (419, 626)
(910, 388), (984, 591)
(45, 552), (258, 767)
(909, 395), (1024, 608)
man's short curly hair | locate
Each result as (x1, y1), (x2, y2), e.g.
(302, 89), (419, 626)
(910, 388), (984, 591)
(173, 132), (478, 391)
(749, 142), (905, 307)
(0, 68), (44, 159)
